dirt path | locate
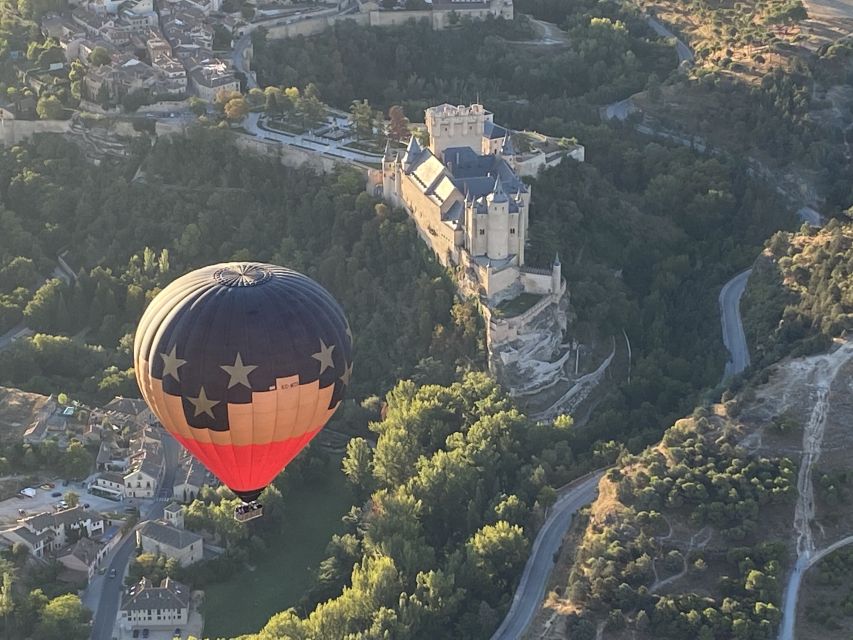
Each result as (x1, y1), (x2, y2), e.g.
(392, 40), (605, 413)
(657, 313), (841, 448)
(778, 341), (853, 640)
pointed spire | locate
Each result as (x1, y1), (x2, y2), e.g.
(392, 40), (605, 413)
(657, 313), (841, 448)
(554, 252), (561, 267)
(383, 139), (392, 159)
(488, 174), (508, 204)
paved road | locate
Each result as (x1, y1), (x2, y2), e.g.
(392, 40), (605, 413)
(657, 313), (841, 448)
(719, 269), (752, 381)
(491, 472), (603, 640)
(87, 434), (180, 639)
(88, 523), (142, 640)
(0, 323), (30, 350)
(647, 17), (694, 63)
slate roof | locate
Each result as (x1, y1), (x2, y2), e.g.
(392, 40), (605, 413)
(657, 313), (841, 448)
(122, 577), (190, 612)
(164, 502), (182, 514)
(97, 471), (125, 485)
(483, 120), (508, 140)
(138, 520), (201, 550)
(58, 536), (102, 566)
(22, 506), (98, 532)
(3, 526), (51, 546)
(104, 396), (148, 417)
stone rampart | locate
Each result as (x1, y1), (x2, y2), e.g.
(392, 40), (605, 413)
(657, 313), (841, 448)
(0, 119), (72, 145)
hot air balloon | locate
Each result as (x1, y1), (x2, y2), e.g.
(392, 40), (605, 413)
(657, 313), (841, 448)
(134, 262), (352, 521)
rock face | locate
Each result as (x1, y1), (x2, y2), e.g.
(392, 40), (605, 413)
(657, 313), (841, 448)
(486, 287), (615, 422)
(488, 291), (570, 397)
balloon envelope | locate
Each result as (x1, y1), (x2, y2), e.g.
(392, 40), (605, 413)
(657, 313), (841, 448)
(134, 262), (352, 502)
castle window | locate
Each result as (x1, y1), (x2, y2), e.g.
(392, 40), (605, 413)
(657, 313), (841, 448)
(479, 229), (485, 236)
(510, 228), (516, 234)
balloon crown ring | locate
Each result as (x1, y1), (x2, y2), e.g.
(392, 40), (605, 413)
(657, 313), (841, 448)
(214, 264), (273, 287)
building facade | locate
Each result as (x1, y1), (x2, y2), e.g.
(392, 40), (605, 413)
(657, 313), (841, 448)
(119, 577), (190, 630)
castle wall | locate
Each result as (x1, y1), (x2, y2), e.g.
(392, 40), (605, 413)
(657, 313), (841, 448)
(399, 173), (457, 265)
(0, 119), (72, 145)
(265, 13), (369, 40)
(520, 271), (553, 295)
(484, 264), (519, 300)
(483, 279), (566, 344)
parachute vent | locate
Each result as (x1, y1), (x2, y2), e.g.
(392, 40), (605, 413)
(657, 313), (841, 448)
(214, 263), (273, 287)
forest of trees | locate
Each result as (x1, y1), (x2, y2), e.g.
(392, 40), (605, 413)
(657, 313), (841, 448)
(565, 412), (795, 638)
(0, 130), (482, 408)
(244, 373), (614, 639)
(524, 125), (792, 452)
(251, 11), (676, 133)
(741, 217), (853, 369)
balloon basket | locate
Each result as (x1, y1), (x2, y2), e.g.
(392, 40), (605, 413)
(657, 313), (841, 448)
(234, 501), (264, 522)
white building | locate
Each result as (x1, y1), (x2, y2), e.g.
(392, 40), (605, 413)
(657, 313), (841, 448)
(119, 577), (190, 630)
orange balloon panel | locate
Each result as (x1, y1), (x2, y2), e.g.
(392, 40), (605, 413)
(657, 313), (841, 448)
(134, 263), (353, 502)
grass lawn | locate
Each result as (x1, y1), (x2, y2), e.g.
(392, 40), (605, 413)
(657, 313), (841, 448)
(202, 457), (352, 638)
(493, 292), (544, 318)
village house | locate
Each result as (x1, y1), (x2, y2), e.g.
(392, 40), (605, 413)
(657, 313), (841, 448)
(92, 470), (125, 499)
(137, 505), (203, 567)
(188, 57), (238, 100)
(2, 507), (105, 558)
(119, 577), (190, 631)
(124, 437), (164, 498)
(172, 457), (210, 503)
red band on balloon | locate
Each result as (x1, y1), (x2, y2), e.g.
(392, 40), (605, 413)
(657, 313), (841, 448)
(172, 427), (323, 492)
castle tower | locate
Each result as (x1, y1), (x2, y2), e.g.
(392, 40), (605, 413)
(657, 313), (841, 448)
(552, 253), (562, 296)
(381, 141), (398, 202)
(486, 176), (509, 260)
(425, 103), (487, 159)
(163, 502), (185, 529)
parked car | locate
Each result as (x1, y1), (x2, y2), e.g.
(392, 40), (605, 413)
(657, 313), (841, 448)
(174, 629), (181, 638)
(108, 568), (116, 578)
(97, 567), (106, 575)
(83, 503), (90, 509)
(62, 480), (69, 487)
(17, 509), (25, 516)
(51, 492), (61, 498)
(40, 484), (51, 490)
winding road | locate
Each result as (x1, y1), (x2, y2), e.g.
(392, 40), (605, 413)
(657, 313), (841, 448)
(719, 269), (753, 381)
(490, 472), (603, 640)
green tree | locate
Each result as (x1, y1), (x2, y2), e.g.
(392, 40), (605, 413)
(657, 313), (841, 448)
(63, 491), (79, 507)
(0, 572), (15, 640)
(36, 96), (63, 120)
(224, 97), (249, 122)
(32, 594), (90, 640)
(342, 437), (374, 501)
(88, 47), (111, 67)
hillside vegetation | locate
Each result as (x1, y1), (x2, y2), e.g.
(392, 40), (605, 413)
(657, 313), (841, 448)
(558, 411), (795, 638)
(741, 217), (853, 368)
(0, 130), (482, 405)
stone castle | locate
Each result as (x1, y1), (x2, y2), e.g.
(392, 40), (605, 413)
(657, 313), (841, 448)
(381, 103), (578, 307)
(380, 104), (592, 411)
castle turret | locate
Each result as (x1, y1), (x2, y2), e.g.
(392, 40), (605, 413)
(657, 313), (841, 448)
(382, 141), (399, 203)
(486, 175), (509, 260)
(552, 252), (561, 297)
